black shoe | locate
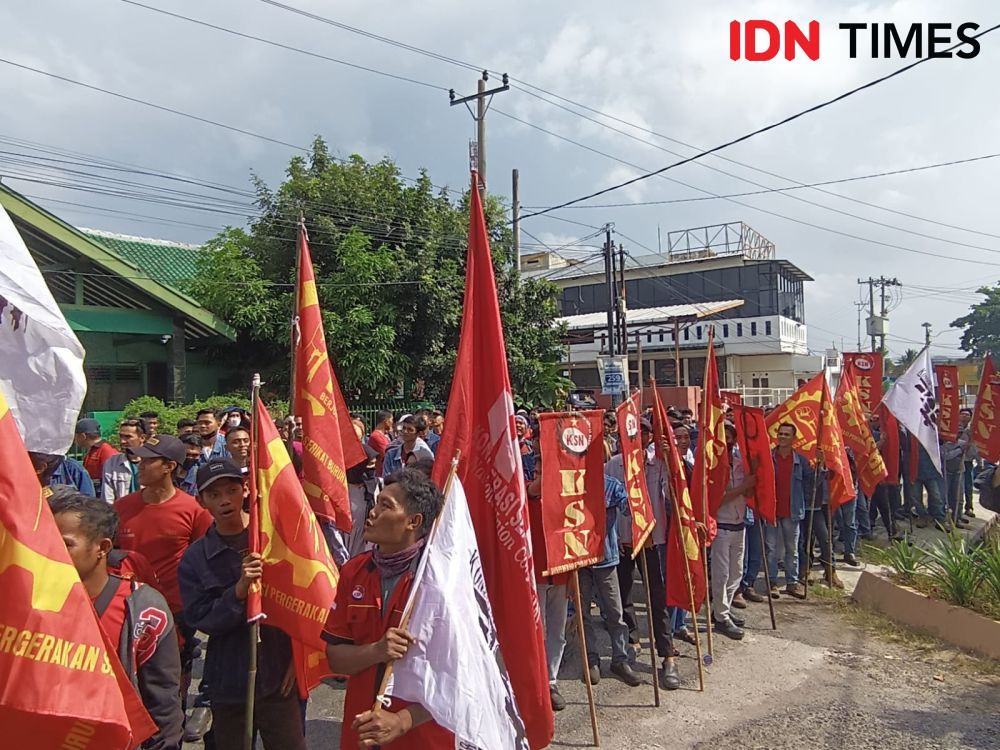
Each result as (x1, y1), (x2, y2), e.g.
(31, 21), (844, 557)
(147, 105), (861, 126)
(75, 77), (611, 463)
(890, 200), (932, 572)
(611, 661), (642, 687)
(842, 554), (860, 567)
(660, 659), (681, 690)
(584, 663), (600, 685)
(674, 627), (697, 646)
(713, 619), (744, 640)
(965, 508), (976, 518)
(549, 686), (566, 711)
(730, 613), (746, 627)
(183, 706), (212, 743)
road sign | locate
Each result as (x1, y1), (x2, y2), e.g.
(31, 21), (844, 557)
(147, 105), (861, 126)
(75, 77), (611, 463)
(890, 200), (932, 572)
(598, 356), (629, 396)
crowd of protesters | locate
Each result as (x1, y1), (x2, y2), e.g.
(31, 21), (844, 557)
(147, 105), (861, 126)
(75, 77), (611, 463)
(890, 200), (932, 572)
(25, 393), (986, 749)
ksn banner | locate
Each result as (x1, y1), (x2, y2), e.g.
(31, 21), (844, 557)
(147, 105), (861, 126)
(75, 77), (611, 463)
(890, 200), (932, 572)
(538, 411), (606, 576)
(935, 364), (960, 442)
(615, 398), (655, 554)
(842, 352), (884, 415)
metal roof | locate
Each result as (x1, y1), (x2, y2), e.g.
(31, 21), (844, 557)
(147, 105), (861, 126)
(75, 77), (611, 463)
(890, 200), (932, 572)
(559, 299), (745, 331)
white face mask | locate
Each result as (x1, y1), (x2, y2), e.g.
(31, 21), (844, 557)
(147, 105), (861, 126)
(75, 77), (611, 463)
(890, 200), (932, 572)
(229, 415), (242, 428)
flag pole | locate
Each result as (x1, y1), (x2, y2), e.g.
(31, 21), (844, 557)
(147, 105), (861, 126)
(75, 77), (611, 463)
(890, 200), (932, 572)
(245, 373), (263, 750)
(571, 569), (601, 746)
(370, 451), (461, 715)
(637, 550), (661, 707)
(696, 352), (715, 664)
(738, 408), (777, 630)
(666, 472), (705, 692)
(288, 216), (303, 459)
(802, 375), (827, 601)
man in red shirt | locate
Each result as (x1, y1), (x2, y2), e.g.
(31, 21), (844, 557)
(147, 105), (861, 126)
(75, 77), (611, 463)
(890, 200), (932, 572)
(76, 417), (119, 491)
(367, 410), (394, 476)
(323, 469), (452, 749)
(114, 434), (214, 695)
(768, 423), (811, 599)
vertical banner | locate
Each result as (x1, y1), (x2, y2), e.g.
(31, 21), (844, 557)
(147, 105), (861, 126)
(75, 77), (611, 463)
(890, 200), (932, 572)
(538, 411), (606, 576)
(843, 352), (884, 415)
(731, 405), (777, 525)
(615, 398), (655, 554)
(720, 390), (742, 408)
(835, 370), (888, 497)
(971, 356), (1000, 463)
(935, 364), (960, 442)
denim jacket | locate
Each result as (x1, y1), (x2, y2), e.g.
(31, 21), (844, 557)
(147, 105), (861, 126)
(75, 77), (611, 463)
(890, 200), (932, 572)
(772, 449), (814, 521)
(594, 475), (629, 569)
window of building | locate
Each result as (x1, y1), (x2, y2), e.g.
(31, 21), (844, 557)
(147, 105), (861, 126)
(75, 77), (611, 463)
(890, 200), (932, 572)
(658, 332), (664, 343)
(765, 320), (772, 336)
(684, 327), (689, 341)
(751, 321), (758, 336)
(752, 376), (770, 388)
(696, 326), (702, 340)
(723, 323), (729, 337)
(736, 322), (743, 337)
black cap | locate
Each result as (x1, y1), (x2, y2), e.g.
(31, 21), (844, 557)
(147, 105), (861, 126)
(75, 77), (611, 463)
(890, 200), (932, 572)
(75, 418), (101, 434)
(128, 434), (186, 465)
(196, 458), (245, 493)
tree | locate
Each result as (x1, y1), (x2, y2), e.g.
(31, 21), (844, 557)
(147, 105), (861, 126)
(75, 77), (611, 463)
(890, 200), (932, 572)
(952, 286), (1000, 356)
(186, 138), (566, 404)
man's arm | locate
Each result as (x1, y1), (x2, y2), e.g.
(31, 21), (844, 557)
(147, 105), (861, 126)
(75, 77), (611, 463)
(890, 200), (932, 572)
(135, 597), (184, 750)
(325, 627), (415, 676)
(353, 703), (433, 747)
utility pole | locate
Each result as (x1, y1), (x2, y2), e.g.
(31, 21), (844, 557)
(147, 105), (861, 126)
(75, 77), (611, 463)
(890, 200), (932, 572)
(854, 301), (865, 351)
(450, 71), (510, 197)
(923, 322), (932, 348)
(857, 276), (901, 353)
(603, 224), (616, 361)
(511, 168), (520, 282)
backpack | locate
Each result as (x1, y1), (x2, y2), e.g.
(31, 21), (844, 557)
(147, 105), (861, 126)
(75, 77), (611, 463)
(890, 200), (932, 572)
(974, 465), (1000, 513)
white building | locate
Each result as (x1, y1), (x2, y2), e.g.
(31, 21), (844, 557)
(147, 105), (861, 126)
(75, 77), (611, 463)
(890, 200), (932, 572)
(521, 222), (824, 406)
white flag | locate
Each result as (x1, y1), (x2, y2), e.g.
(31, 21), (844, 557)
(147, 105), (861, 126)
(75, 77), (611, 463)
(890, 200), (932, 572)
(386, 477), (529, 750)
(883, 347), (941, 473)
(0, 205), (86, 454)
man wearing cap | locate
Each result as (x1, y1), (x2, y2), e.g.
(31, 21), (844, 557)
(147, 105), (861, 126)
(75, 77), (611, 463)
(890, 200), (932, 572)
(76, 417), (119, 493)
(115, 434), (214, 702)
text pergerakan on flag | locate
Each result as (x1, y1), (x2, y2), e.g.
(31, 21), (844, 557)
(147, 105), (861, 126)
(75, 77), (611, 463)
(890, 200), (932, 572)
(0, 203), (86, 454)
(615, 398), (655, 553)
(538, 410), (606, 575)
(970, 355), (1000, 463)
(294, 222), (366, 530)
(387, 477), (529, 750)
(431, 172), (553, 750)
(249, 398), (339, 693)
(0, 387), (157, 748)
(883, 347), (941, 473)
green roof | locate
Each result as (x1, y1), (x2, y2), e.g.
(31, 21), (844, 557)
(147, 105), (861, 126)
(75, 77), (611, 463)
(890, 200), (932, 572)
(82, 229), (202, 292)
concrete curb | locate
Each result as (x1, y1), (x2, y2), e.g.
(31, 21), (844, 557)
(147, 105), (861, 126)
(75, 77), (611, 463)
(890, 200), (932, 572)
(852, 569), (1000, 661)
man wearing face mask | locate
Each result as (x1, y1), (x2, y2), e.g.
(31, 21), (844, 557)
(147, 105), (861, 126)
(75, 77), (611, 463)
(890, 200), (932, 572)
(102, 418), (148, 502)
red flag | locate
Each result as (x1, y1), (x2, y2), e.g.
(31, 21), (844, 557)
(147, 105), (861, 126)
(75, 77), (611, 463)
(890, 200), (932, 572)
(971, 356), (1000, 463)
(732, 405), (776, 525)
(651, 387), (708, 610)
(0, 389), (157, 748)
(430, 174), (553, 749)
(936, 365), (960, 442)
(766, 373), (856, 509)
(615, 398), (656, 552)
(843, 352), (884, 414)
(693, 332), (729, 519)
(877, 403), (901, 484)
(537, 411), (606, 575)
(720, 390), (742, 408)
(252, 399), (339, 652)
(835, 370), (888, 498)
(294, 224), (366, 530)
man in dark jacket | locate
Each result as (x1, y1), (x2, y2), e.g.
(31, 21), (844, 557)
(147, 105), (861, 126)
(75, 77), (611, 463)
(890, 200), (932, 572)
(48, 489), (183, 750)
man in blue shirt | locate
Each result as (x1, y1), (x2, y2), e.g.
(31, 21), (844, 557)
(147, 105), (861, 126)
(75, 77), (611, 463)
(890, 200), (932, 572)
(30, 452), (96, 496)
(576, 475), (641, 687)
(195, 408), (230, 464)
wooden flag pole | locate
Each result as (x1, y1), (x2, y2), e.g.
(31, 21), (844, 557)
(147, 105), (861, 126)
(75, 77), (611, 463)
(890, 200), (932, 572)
(571, 570), (601, 747)
(637, 550), (661, 707)
(696, 362), (715, 665)
(802, 381), (828, 601)
(370, 453), (461, 715)
(667, 482), (705, 692)
(738, 407), (777, 630)
(244, 374), (263, 750)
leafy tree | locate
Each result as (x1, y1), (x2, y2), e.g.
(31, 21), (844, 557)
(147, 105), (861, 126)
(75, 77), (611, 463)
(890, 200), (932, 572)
(952, 286), (1000, 356)
(186, 138), (566, 404)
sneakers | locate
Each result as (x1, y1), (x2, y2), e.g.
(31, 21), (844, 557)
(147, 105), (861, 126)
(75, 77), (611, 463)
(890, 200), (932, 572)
(713, 618), (745, 640)
(610, 661), (642, 687)
(785, 582), (806, 599)
(660, 658), (681, 690)
(743, 586), (766, 603)
(550, 686), (566, 711)
(964, 507), (976, 518)
(583, 663), (600, 685)
(731, 591), (748, 609)
(842, 553), (860, 567)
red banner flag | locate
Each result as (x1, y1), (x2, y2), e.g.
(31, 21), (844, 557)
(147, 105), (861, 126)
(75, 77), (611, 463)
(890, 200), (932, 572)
(835, 370), (888, 498)
(766, 373), (856, 509)
(732, 405), (776, 525)
(877, 403), (901, 484)
(537, 411), (606, 575)
(0, 389), (157, 749)
(615, 398), (656, 553)
(693, 333), (729, 519)
(294, 224), (366, 531)
(720, 390), (742, 408)
(842, 352), (884, 414)
(430, 174), (553, 749)
(936, 364), (960, 442)
(971, 356), (1000, 463)
(651, 387), (708, 611)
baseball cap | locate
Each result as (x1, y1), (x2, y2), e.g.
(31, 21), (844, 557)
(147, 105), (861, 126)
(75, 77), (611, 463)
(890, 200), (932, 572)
(196, 458), (246, 493)
(75, 418), (101, 434)
(640, 418), (653, 432)
(128, 434), (186, 465)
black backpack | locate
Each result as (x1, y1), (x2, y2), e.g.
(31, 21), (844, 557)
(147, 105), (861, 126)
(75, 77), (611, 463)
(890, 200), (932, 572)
(974, 465), (1000, 513)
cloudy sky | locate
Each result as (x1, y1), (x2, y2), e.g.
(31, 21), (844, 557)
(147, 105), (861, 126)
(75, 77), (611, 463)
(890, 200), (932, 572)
(1, 0), (997, 359)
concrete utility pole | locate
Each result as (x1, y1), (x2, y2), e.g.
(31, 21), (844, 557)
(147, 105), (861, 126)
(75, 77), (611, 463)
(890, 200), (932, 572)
(923, 322), (932, 348)
(449, 71), (510, 198)
(604, 224), (616, 361)
(857, 276), (901, 353)
(512, 168), (520, 281)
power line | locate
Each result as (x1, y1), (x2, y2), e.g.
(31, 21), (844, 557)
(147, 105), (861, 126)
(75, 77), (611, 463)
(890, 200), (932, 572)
(519, 21), (1000, 219)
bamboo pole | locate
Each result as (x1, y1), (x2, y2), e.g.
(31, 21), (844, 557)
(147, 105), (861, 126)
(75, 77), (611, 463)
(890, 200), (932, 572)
(638, 550), (661, 707)
(287, 217), (304, 458)
(571, 570), (601, 746)
(697, 351), (715, 665)
(245, 373), (263, 750)
(757, 520), (777, 630)
(802, 380), (828, 600)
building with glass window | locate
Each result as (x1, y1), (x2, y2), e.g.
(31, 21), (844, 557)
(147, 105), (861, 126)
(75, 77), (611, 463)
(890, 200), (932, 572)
(521, 222), (824, 406)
